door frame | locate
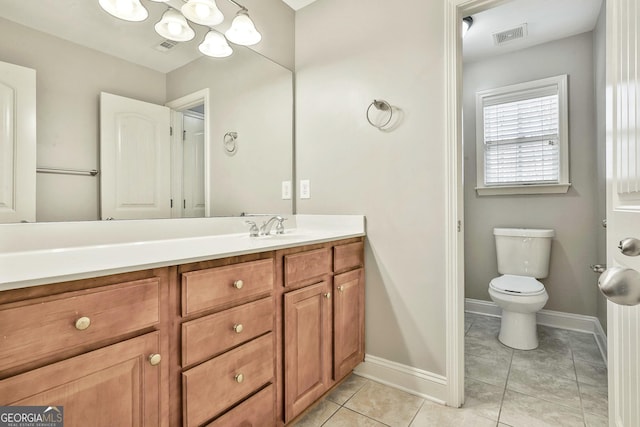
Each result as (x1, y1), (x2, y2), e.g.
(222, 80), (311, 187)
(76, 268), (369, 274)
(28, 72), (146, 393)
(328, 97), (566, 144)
(166, 89), (211, 217)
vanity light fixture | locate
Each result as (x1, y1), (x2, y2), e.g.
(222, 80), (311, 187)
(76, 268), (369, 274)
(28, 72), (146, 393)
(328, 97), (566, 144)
(225, 8), (262, 46)
(98, 0), (148, 22)
(155, 9), (196, 42)
(199, 30), (233, 57)
(182, 0), (224, 26)
(462, 16), (473, 37)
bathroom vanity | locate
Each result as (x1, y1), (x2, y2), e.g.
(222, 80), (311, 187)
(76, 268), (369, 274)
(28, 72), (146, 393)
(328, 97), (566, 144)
(0, 215), (365, 426)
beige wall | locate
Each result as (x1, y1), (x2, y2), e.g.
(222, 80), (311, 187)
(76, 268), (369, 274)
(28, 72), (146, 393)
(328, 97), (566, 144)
(166, 49), (293, 216)
(0, 18), (166, 222)
(463, 33), (602, 317)
(296, 0), (447, 375)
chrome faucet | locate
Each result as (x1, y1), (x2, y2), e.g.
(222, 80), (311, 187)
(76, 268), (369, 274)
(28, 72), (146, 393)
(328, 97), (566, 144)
(259, 216), (286, 236)
(245, 220), (259, 237)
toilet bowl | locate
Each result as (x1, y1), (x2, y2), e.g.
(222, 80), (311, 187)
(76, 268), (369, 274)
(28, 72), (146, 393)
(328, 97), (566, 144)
(489, 228), (554, 350)
(489, 274), (548, 350)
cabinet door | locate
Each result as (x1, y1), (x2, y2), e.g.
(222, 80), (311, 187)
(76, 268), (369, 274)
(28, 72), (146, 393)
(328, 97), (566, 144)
(0, 332), (166, 427)
(334, 268), (365, 380)
(284, 280), (332, 423)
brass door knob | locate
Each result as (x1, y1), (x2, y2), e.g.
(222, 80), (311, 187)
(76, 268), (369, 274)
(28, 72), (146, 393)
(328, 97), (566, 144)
(233, 324), (244, 334)
(337, 286), (345, 292)
(235, 373), (244, 383)
(233, 280), (244, 289)
(74, 316), (91, 331)
(148, 354), (162, 366)
(324, 292), (331, 299)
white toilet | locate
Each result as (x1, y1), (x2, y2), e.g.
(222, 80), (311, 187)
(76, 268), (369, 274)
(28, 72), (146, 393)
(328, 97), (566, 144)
(488, 228), (554, 350)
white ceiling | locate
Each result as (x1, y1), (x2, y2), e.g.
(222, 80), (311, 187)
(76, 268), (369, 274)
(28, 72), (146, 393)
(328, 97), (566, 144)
(0, 0), (603, 72)
(463, 0), (603, 62)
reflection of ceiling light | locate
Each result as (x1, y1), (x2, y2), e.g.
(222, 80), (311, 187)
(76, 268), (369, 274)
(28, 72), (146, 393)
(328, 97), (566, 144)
(199, 31), (233, 57)
(462, 16), (473, 37)
(225, 9), (262, 46)
(155, 9), (196, 42)
(98, 0), (148, 21)
(182, 0), (224, 26)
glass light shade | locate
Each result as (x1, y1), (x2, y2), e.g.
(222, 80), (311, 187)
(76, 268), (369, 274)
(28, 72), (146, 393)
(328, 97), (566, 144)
(182, 0), (224, 26)
(98, 0), (148, 22)
(198, 31), (233, 58)
(154, 9), (195, 42)
(224, 10), (262, 46)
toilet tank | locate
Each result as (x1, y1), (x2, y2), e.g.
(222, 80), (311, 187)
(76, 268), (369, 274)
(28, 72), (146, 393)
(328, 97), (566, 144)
(494, 228), (555, 278)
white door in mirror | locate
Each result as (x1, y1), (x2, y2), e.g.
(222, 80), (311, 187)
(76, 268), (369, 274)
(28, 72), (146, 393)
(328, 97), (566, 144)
(0, 61), (36, 223)
(100, 92), (171, 220)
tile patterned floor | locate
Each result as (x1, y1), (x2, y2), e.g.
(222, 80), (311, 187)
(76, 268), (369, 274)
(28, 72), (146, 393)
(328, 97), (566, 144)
(292, 312), (608, 427)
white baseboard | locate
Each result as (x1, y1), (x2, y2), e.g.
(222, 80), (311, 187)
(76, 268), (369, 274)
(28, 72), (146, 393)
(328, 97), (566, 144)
(354, 354), (448, 405)
(465, 298), (608, 363)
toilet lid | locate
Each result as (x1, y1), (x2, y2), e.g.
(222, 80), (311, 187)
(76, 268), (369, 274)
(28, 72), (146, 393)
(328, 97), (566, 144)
(490, 275), (545, 295)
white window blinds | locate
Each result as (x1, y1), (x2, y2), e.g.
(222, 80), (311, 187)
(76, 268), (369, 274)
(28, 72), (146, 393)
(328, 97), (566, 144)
(483, 91), (560, 185)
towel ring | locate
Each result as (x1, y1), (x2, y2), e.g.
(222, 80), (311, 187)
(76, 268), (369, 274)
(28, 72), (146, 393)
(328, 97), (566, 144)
(366, 99), (393, 129)
(223, 131), (238, 154)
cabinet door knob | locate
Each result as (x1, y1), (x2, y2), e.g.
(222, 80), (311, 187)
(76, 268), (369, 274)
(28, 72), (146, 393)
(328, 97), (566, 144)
(233, 323), (244, 334)
(337, 286), (344, 292)
(235, 373), (244, 383)
(74, 316), (91, 331)
(148, 353), (162, 366)
(233, 279), (244, 289)
(324, 292), (331, 299)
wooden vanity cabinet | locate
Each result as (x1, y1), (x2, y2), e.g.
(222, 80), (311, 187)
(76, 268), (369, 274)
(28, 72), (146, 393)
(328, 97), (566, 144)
(0, 268), (170, 427)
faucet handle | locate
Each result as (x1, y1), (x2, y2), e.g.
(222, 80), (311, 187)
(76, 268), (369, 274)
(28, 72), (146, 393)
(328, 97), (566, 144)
(275, 217), (287, 234)
(245, 221), (259, 237)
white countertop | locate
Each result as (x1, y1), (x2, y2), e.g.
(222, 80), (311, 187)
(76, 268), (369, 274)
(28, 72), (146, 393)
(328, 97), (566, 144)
(0, 215), (365, 291)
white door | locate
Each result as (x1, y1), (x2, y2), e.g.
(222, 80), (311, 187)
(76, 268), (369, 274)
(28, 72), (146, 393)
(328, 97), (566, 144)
(100, 92), (171, 220)
(602, 1), (640, 425)
(0, 61), (35, 223)
(182, 113), (205, 218)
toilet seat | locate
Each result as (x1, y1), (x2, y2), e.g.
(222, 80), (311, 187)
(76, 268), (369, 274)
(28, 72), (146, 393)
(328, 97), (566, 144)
(489, 274), (546, 296)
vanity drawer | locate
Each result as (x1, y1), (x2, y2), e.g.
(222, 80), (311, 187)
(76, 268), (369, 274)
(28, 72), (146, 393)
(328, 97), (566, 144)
(182, 297), (273, 367)
(206, 384), (274, 427)
(0, 278), (160, 372)
(284, 247), (332, 286)
(182, 333), (274, 427)
(334, 241), (364, 273)
(182, 259), (274, 316)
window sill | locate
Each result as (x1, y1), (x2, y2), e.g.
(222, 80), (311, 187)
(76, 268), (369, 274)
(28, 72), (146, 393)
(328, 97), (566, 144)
(476, 183), (572, 196)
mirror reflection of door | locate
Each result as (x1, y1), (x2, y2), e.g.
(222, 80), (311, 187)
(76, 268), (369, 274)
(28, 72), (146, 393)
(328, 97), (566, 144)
(181, 109), (205, 218)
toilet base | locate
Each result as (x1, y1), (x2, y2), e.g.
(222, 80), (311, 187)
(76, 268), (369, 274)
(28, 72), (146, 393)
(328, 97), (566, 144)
(498, 310), (539, 350)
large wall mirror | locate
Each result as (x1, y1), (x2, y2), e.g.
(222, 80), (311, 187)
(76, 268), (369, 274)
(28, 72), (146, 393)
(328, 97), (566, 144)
(0, 0), (293, 222)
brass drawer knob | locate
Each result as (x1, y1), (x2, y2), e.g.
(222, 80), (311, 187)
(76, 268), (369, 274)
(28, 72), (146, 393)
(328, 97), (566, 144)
(235, 373), (244, 383)
(324, 292), (331, 299)
(148, 354), (162, 366)
(233, 280), (244, 289)
(337, 286), (345, 292)
(233, 323), (244, 334)
(74, 316), (91, 331)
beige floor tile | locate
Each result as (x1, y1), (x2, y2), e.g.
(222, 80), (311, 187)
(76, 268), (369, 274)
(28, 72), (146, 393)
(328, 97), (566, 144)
(326, 374), (369, 405)
(580, 382), (608, 417)
(344, 381), (423, 427)
(507, 365), (581, 409)
(465, 353), (510, 387)
(465, 335), (513, 365)
(409, 400), (497, 427)
(291, 399), (340, 427)
(567, 332), (605, 366)
(499, 389), (585, 427)
(584, 412), (608, 427)
(575, 359), (608, 387)
(511, 348), (576, 381)
(463, 378), (504, 421)
(323, 408), (387, 427)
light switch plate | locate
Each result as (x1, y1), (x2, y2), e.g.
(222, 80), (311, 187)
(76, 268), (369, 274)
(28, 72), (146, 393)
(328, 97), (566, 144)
(300, 180), (310, 199)
(281, 180), (292, 200)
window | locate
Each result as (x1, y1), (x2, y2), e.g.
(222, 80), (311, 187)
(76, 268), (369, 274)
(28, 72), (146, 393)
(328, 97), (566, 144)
(475, 75), (570, 195)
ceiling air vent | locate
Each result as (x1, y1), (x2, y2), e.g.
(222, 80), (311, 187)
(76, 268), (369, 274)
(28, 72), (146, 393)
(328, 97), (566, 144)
(155, 39), (178, 52)
(493, 24), (528, 45)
